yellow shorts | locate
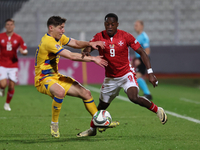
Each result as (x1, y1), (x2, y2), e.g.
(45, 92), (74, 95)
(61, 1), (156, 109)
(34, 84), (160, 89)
(36, 75), (75, 98)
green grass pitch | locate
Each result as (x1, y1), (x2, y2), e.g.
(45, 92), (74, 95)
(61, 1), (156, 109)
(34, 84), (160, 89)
(0, 78), (200, 150)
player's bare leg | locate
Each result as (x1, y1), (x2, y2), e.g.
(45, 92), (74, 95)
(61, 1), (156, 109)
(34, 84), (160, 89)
(4, 80), (15, 111)
(97, 100), (120, 133)
(67, 81), (98, 137)
(127, 87), (167, 124)
(0, 79), (7, 97)
(49, 83), (66, 138)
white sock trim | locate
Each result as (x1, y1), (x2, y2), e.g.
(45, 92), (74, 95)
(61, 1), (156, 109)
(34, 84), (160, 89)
(51, 121), (58, 124)
(90, 127), (94, 131)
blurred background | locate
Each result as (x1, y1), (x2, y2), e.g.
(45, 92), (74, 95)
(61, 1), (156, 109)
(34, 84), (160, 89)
(0, 0), (200, 85)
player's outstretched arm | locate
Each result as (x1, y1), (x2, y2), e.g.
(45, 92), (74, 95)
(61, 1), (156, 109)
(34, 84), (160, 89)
(67, 38), (105, 50)
(59, 49), (108, 68)
(136, 47), (158, 87)
(19, 47), (28, 55)
(81, 46), (94, 58)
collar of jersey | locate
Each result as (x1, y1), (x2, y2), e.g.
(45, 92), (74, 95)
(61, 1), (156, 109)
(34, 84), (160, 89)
(47, 33), (59, 42)
(103, 29), (118, 39)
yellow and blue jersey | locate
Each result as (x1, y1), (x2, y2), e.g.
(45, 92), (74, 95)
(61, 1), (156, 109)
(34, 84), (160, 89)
(135, 31), (150, 58)
(34, 33), (71, 86)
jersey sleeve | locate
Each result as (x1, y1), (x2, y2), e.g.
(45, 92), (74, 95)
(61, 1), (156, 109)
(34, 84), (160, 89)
(126, 33), (141, 51)
(61, 34), (71, 46)
(45, 39), (64, 55)
(19, 36), (27, 50)
(142, 36), (150, 49)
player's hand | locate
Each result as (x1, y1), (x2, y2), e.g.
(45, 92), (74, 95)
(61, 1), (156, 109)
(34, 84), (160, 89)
(93, 56), (108, 68)
(89, 41), (105, 50)
(148, 73), (158, 87)
(81, 51), (91, 59)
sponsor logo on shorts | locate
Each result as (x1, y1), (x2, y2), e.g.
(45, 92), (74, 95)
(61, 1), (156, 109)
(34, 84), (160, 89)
(46, 79), (52, 83)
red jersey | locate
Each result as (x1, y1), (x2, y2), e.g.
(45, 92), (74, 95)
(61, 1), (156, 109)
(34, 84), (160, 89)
(0, 32), (27, 68)
(91, 29), (141, 77)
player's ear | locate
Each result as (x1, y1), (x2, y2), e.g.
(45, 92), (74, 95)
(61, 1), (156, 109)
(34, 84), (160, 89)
(117, 22), (119, 27)
(49, 25), (53, 31)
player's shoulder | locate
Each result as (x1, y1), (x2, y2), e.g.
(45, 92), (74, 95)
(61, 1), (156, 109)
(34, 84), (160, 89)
(42, 33), (55, 43)
(61, 34), (68, 39)
(0, 32), (5, 35)
(13, 32), (23, 39)
(141, 31), (149, 39)
(91, 30), (105, 41)
(95, 30), (105, 37)
(60, 34), (70, 42)
(117, 29), (134, 39)
(0, 32), (6, 38)
(118, 29), (132, 36)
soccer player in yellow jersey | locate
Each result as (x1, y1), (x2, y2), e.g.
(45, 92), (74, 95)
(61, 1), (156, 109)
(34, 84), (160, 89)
(34, 16), (107, 138)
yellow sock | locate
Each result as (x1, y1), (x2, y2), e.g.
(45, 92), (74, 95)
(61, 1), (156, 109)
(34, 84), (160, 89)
(52, 97), (63, 123)
(83, 97), (98, 116)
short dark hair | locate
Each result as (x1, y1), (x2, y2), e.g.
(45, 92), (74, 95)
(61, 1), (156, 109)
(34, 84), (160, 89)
(105, 13), (118, 22)
(137, 20), (144, 26)
(47, 16), (66, 27)
(5, 18), (15, 24)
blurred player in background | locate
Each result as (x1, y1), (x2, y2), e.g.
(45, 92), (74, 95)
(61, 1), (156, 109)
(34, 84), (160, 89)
(79, 13), (167, 137)
(133, 20), (152, 100)
(35, 16), (107, 138)
(0, 19), (28, 111)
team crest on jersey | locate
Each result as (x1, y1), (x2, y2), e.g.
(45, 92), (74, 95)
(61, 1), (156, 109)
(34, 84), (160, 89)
(55, 44), (61, 50)
(1, 39), (5, 43)
(118, 41), (124, 46)
(109, 44), (115, 49)
(14, 40), (17, 44)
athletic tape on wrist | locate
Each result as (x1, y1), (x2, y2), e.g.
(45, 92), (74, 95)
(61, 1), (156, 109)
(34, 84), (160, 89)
(147, 68), (153, 74)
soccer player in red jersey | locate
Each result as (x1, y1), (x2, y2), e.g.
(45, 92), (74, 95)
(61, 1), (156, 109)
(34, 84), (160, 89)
(0, 19), (28, 111)
(77, 13), (167, 137)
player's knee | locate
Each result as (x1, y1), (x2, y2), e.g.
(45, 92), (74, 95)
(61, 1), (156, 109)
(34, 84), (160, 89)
(83, 89), (92, 99)
(0, 82), (7, 89)
(79, 88), (92, 100)
(55, 89), (65, 98)
(128, 94), (139, 104)
(0, 85), (6, 89)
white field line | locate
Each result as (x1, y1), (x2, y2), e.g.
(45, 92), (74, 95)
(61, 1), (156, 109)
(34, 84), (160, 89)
(180, 97), (200, 104)
(86, 85), (200, 124)
(165, 111), (200, 124)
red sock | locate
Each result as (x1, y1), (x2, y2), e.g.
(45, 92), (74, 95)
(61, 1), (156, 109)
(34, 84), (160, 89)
(149, 102), (158, 113)
(90, 119), (96, 128)
(6, 89), (15, 104)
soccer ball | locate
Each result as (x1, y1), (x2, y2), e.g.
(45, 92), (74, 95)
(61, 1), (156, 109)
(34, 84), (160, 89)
(93, 110), (112, 127)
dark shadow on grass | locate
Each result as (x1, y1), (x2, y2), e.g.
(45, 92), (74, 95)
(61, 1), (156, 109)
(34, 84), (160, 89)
(0, 134), (120, 144)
